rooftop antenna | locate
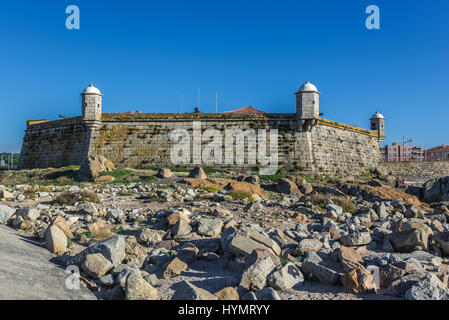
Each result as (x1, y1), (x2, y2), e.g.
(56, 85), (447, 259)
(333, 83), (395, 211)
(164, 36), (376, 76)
(216, 90), (218, 114)
(401, 137), (413, 162)
(197, 86), (200, 111)
(181, 92), (184, 113)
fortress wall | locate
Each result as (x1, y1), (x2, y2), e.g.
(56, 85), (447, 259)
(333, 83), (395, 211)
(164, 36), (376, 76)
(382, 161), (449, 184)
(18, 113), (383, 176)
(87, 113), (382, 176)
(89, 113), (300, 173)
(307, 119), (382, 177)
(18, 117), (90, 169)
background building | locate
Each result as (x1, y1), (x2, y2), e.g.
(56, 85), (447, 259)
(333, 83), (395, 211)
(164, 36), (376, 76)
(380, 142), (424, 162)
(425, 145), (449, 161)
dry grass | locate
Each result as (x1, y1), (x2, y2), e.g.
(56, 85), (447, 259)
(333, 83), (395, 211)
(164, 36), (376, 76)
(230, 190), (252, 200)
(310, 193), (356, 214)
(55, 190), (99, 205)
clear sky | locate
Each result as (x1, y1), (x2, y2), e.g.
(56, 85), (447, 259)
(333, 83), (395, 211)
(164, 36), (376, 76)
(0, 0), (448, 153)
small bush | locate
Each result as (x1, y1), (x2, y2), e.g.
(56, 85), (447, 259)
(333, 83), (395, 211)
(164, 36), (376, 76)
(259, 174), (285, 181)
(332, 197), (356, 214)
(199, 185), (221, 193)
(310, 193), (356, 214)
(55, 190), (99, 205)
(230, 190), (251, 200)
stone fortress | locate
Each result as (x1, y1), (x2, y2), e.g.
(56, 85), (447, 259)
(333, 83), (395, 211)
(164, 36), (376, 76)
(18, 81), (386, 177)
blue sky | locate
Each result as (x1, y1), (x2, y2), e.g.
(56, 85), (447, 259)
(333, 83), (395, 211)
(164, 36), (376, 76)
(0, 0), (448, 152)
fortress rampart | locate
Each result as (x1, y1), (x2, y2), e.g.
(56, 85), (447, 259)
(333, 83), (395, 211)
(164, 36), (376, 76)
(18, 82), (385, 177)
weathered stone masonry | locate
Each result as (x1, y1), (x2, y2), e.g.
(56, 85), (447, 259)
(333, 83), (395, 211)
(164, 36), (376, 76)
(18, 82), (385, 177)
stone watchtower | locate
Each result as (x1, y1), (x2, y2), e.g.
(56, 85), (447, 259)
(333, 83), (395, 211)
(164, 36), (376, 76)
(370, 111), (386, 142)
(81, 83), (103, 121)
(295, 81), (320, 132)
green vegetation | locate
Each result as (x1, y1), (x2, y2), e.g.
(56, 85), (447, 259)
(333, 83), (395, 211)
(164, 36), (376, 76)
(100, 169), (156, 184)
(279, 255), (302, 266)
(259, 174), (286, 181)
(230, 190), (252, 200)
(155, 184), (176, 190)
(141, 167), (224, 174)
(310, 193), (356, 214)
(199, 185), (221, 193)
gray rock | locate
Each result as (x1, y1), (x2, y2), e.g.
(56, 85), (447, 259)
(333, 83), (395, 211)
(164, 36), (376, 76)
(197, 218), (223, 237)
(99, 274), (115, 287)
(0, 190), (14, 199)
(0, 205), (16, 224)
(44, 225), (67, 254)
(17, 208), (40, 221)
(109, 209), (124, 220)
(244, 201), (264, 213)
(421, 176), (449, 203)
(296, 238), (322, 255)
(301, 261), (342, 285)
(171, 280), (217, 300)
(267, 262), (304, 290)
(376, 202), (389, 220)
(212, 207), (233, 218)
(81, 253), (113, 279)
(125, 272), (159, 300)
(326, 204), (343, 215)
(78, 202), (98, 216)
(340, 232), (371, 246)
(137, 229), (164, 246)
(404, 205), (420, 218)
(405, 273), (449, 300)
(240, 256), (276, 291)
(188, 167), (207, 179)
(255, 287), (281, 300)
(242, 292), (258, 300)
(156, 168), (174, 179)
(384, 272), (426, 297)
(389, 229), (425, 253)
(66, 235), (126, 267)
(171, 219), (192, 236)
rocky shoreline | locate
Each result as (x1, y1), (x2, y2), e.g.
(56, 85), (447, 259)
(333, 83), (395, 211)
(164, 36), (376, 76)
(1, 165), (449, 300)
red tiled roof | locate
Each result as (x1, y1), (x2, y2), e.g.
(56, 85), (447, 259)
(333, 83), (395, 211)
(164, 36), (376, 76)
(223, 106), (267, 114)
(426, 145), (449, 152)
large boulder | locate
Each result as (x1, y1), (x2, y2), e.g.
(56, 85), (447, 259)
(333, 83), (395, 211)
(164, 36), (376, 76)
(276, 178), (302, 198)
(188, 167), (207, 179)
(125, 272), (159, 300)
(65, 235), (125, 267)
(81, 253), (113, 279)
(389, 229), (426, 253)
(44, 225), (68, 254)
(336, 246), (364, 273)
(240, 256), (276, 291)
(421, 176), (449, 203)
(224, 227), (281, 257)
(0, 205), (16, 224)
(77, 155), (115, 181)
(340, 232), (371, 246)
(224, 182), (268, 198)
(340, 266), (377, 294)
(405, 273), (449, 300)
(267, 262), (304, 290)
(156, 168), (174, 179)
(172, 281), (217, 300)
(197, 218), (223, 237)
